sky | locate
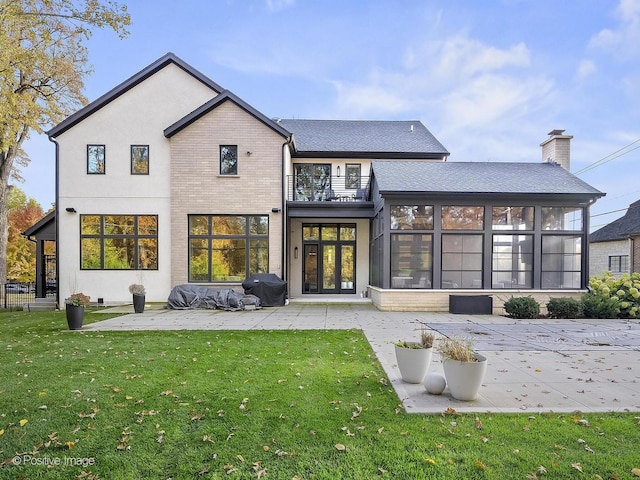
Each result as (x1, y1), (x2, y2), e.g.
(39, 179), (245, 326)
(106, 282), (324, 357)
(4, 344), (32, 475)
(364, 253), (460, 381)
(19, 0), (640, 231)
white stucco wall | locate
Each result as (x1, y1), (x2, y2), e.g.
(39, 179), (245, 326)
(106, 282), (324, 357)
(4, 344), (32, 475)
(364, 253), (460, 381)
(55, 63), (218, 305)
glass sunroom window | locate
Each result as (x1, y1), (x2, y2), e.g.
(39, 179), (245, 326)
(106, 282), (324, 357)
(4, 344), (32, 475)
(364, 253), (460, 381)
(390, 205), (433, 230)
(542, 207), (582, 231)
(492, 234), (533, 288)
(441, 234), (483, 288)
(492, 206), (534, 230)
(391, 234), (432, 288)
(442, 206), (484, 230)
(541, 235), (582, 288)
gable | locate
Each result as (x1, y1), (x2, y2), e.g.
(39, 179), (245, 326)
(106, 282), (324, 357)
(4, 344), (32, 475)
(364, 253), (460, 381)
(590, 199), (640, 243)
(48, 53), (223, 138)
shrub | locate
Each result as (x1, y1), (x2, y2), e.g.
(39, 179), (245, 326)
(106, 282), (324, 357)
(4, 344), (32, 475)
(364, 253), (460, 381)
(581, 293), (619, 319)
(546, 297), (583, 319)
(503, 296), (540, 319)
(588, 272), (640, 319)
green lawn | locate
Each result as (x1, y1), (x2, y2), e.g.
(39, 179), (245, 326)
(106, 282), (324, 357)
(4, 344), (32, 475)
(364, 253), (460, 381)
(1, 310), (639, 479)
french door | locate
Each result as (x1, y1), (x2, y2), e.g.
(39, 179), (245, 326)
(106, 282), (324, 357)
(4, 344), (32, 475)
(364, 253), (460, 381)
(302, 224), (355, 294)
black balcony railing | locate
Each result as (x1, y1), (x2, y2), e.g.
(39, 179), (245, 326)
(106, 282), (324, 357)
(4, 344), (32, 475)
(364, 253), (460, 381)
(286, 175), (369, 202)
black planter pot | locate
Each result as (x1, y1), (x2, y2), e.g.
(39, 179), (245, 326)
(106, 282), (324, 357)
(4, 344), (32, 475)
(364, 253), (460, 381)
(66, 304), (84, 330)
(133, 294), (145, 313)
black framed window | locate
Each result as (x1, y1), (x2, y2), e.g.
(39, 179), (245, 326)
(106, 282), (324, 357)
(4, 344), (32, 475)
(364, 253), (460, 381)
(492, 234), (533, 288)
(391, 234), (433, 288)
(294, 163), (331, 201)
(541, 235), (582, 288)
(542, 206), (582, 231)
(131, 145), (149, 174)
(87, 145), (105, 174)
(609, 255), (629, 273)
(220, 145), (238, 175)
(391, 205), (433, 230)
(442, 206), (484, 230)
(492, 206), (534, 230)
(441, 234), (483, 288)
(345, 164), (361, 189)
(80, 215), (158, 269)
(188, 215), (268, 282)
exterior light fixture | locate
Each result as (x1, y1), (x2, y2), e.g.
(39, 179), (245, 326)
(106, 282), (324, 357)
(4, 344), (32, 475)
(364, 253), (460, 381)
(271, 207), (281, 213)
(337, 165), (341, 177)
(294, 246), (299, 259)
(65, 207), (77, 213)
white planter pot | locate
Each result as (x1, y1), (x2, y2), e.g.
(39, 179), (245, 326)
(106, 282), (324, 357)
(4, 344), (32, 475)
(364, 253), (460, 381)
(394, 345), (433, 384)
(442, 353), (487, 401)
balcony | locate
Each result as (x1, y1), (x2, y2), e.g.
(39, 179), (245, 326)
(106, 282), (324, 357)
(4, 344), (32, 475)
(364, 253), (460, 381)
(286, 175), (369, 202)
(286, 175), (373, 218)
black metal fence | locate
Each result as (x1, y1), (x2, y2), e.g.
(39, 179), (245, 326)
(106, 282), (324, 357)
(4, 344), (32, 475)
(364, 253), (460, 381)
(1, 282), (54, 309)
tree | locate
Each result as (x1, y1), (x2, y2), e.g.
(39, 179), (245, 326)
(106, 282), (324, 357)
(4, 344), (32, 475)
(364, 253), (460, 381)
(7, 185), (44, 282)
(0, 0), (130, 282)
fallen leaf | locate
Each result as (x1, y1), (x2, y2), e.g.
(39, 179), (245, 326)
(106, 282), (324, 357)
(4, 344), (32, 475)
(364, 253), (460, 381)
(19, 419), (28, 427)
(335, 444), (346, 451)
(632, 467), (640, 477)
(475, 460), (487, 471)
(571, 462), (582, 472)
(425, 458), (436, 465)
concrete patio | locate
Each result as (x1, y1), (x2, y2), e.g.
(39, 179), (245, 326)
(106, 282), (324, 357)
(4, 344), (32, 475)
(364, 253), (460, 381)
(82, 302), (640, 414)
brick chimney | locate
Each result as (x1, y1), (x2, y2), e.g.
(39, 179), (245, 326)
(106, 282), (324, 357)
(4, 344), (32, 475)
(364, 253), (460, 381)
(541, 129), (573, 171)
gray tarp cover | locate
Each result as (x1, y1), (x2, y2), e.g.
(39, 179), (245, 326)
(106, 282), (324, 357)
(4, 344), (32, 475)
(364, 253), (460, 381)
(166, 284), (257, 311)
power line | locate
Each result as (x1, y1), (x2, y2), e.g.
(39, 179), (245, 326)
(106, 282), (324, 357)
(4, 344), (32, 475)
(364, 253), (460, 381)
(574, 137), (640, 175)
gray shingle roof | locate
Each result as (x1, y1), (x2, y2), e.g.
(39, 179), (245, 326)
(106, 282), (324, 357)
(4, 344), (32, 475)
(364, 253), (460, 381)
(372, 161), (604, 196)
(278, 119), (449, 158)
(590, 199), (640, 242)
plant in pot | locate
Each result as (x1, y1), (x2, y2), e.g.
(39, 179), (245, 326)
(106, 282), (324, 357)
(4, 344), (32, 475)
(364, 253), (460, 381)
(437, 337), (487, 401)
(129, 284), (146, 313)
(394, 331), (435, 384)
(65, 292), (90, 330)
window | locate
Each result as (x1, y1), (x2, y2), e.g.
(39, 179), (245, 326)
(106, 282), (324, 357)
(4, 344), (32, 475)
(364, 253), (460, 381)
(131, 145), (149, 174)
(87, 145), (105, 174)
(80, 215), (158, 269)
(442, 234), (483, 288)
(294, 164), (332, 200)
(492, 234), (533, 288)
(609, 255), (629, 273)
(492, 206), (534, 230)
(188, 215), (268, 282)
(391, 205), (433, 230)
(391, 234), (433, 288)
(220, 145), (238, 175)
(345, 164), (361, 189)
(541, 235), (582, 288)
(442, 206), (484, 230)
(542, 206), (582, 231)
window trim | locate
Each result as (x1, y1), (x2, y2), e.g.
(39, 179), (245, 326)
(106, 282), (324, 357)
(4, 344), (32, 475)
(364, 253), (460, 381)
(87, 144), (106, 175)
(608, 255), (629, 273)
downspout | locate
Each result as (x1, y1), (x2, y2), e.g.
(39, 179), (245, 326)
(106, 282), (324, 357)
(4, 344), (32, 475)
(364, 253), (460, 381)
(48, 133), (60, 309)
(281, 136), (292, 290)
(584, 197), (599, 288)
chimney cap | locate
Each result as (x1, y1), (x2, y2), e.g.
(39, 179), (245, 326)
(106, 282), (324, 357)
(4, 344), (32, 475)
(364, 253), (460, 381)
(548, 129), (565, 136)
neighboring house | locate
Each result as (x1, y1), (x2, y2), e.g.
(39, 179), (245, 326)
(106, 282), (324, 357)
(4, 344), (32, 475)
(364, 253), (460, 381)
(589, 199), (640, 277)
(46, 53), (604, 311)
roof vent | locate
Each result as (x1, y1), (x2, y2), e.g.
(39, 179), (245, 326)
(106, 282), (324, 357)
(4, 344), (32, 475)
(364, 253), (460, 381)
(410, 124), (414, 132)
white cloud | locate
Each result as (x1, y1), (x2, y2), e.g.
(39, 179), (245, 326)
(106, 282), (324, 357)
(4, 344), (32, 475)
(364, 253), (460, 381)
(576, 59), (597, 79)
(265, 0), (295, 11)
(589, 0), (640, 57)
